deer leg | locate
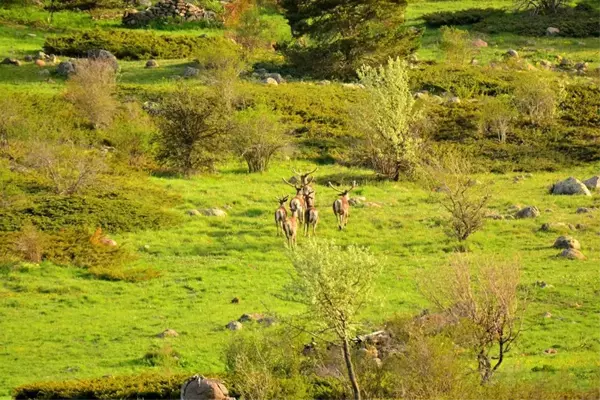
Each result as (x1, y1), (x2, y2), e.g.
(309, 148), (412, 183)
(313, 220), (317, 236)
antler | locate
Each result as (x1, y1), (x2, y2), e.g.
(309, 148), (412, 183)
(348, 181), (357, 192)
(282, 177), (301, 189)
(292, 167), (318, 178)
(328, 181), (344, 194)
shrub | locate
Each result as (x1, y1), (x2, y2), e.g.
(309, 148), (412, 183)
(13, 373), (189, 399)
(479, 95), (517, 143)
(513, 73), (562, 126)
(155, 87), (233, 176)
(13, 223), (46, 263)
(422, 8), (502, 27)
(440, 26), (475, 65)
(44, 30), (237, 60)
(561, 84), (600, 127)
(46, 0), (126, 11)
(232, 104), (288, 173)
(66, 58), (118, 129)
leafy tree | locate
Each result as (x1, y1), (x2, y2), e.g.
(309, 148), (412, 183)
(279, 0), (422, 79)
(355, 58), (425, 181)
(513, 73), (562, 126)
(440, 26), (475, 65)
(515, 0), (567, 14)
(232, 104), (288, 173)
(479, 95), (517, 143)
(289, 240), (382, 400)
(155, 87), (232, 176)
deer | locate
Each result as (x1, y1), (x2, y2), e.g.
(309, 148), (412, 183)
(282, 178), (305, 223)
(283, 208), (299, 248)
(274, 195), (289, 237)
(328, 181), (357, 230)
(303, 189), (319, 237)
(292, 167), (318, 205)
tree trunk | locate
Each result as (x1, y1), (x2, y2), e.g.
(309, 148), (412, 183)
(342, 337), (361, 400)
(478, 351), (493, 385)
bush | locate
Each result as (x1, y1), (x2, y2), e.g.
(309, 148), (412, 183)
(440, 26), (475, 65)
(46, 0), (126, 11)
(561, 84), (600, 127)
(13, 373), (189, 399)
(13, 223), (45, 263)
(513, 73), (562, 126)
(422, 8), (502, 27)
(44, 30), (237, 60)
(479, 95), (517, 143)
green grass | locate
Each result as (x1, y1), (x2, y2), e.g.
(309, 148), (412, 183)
(1, 162), (599, 395)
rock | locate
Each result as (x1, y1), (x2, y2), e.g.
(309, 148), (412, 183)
(200, 208), (227, 217)
(540, 222), (574, 232)
(544, 348), (557, 354)
(576, 207), (591, 214)
(187, 209), (201, 216)
(24, 55), (33, 62)
(583, 176), (600, 191)
(485, 211), (505, 220)
(364, 202), (382, 208)
(38, 69), (50, 77)
(45, 54), (59, 64)
(238, 313), (264, 323)
(317, 80), (331, 86)
(560, 58), (573, 67)
(472, 39), (488, 48)
(539, 60), (552, 69)
(26, 33), (37, 37)
(56, 61), (76, 77)
(87, 49), (119, 71)
(553, 236), (580, 250)
(99, 237), (118, 247)
(137, 0), (152, 6)
(470, 58), (478, 66)
(226, 321), (242, 331)
(34, 51), (47, 60)
(349, 196), (366, 206)
(546, 27), (560, 35)
(535, 280), (549, 288)
(414, 91), (428, 100)
(145, 59), (159, 68)
(550, 177), (591, 196)
(35, 59), (45, 67)
(515, 206), (540, 219)
(575, 62), (588, 72)
(559, 248), (585, 260)
(544, 312), (552, 318)
(181, 375), (234, 400)
(262, 77), (278, 85)
(265, 72), (284, 84)
(157, 328), (179, 338)
(506, 49), (519, 58)
(183, 66), (200, 78)
(230, 297), (239, 304)
(0, 58), (21, 66)
(575, 224), (587, 231)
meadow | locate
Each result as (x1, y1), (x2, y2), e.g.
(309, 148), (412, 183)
(0, 0), (599, 398)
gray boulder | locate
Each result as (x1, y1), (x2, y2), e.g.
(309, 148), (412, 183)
(265, 72), (284, 84)
(180, 375), (234, 400)
(187, 209), (201, 216)
(87, 49), (119, 71)
(515, 206), (540, 219)
(506, 49), (519, 58)
(1, 58), (21, 66)
(183, 66), (200, 78)
(553, 236), (581, 250)
(262, 77), (278, 85)
(546, 27), (560, 35)
(226, 321), (242, 331)
(200, 208), (227, 217)
(56, 61), (76, 77)
(551, 177), (591, 196)
(583, 176), (600, 191)
(540, 222), (574, 232)
(145, 59), (159, 68)
(559, 248), (585, 260)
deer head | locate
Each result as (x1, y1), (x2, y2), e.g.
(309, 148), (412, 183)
(276, 195), (289, 207)
(328, 181), (357, 197)
(282, 177), (303, 195)
(292, 167), (318, 186)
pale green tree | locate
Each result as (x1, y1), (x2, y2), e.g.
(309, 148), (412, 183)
(479, 95), (517, 143)
(440, 26), (475, 65)
(356, 58), (425, 181)
(289, 240), (382, 400)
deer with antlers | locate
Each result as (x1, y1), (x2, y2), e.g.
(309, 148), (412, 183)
(303, 189), (319, 237)
(328, 181), (357, 230)
(283, 209), (299, 248)
(293, 167), (318, 205)
(274, 195), (289, 236)
(282, 178), (305, 223)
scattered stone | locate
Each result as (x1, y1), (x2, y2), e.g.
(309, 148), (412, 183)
(157, 329), (179, 338)
(265, 72), (284, 84)
(238, 313), (264, 323)
(26, 33), (37, 37)
(550, 177), (592, 196)
(183, 66), (200, 78)
(515, 206), (540, 219)
(575, 224), (587, 231)
(230, 297), (240, 304)
(349, 196), (366, 206)
(123, 0), (216, 27)
(99, 237), (118, 247)
(34, 51), (47, 60)
(0, 58), (21, 66)
(226, 321), (242, 331)
(575, 62), (588, 72)
(546, 27), (560, 35)
(342, 83), (364, 89)
(544, 312), (552, 318)
(485, 211), (505, 220)
(535, 280), (549, 288)
(262, 77), (278, 85)
(470, 58), (478, 66)
(34, 59), (45, 67)
(181, 375), (234, 400)
(200, 208), (227, 217)
(553, 236), (580, 250)
(472, 39), (488, 48)
(24, 55), (33, 62)
(87, 49), (119, 71)
(145, 59), (159, 68)
(187, 209), (201, 216)
(38, 69), (50, 77)
(506, 49), (519, 58)
(559, 248), (586, 260)
(544, 348), (557, 354)
(576, 207), (592, 214)
(56, 61), (75, 77)
(583, 176), (600, 191)
(539, 60), (552, 69)
(317, 80), (331, 86)
(540, 222), (574, 232)
(414, 91), (428, 100)
(448, 96), (461, 104)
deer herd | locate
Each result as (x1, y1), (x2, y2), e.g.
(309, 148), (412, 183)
(275, 167), (358, 247)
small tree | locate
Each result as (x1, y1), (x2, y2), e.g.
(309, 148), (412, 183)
(479, 95), (517, 143)
(289, 240), (382, 400)
(423, 149), (490, 242)
(513, 74), (561, 126)
(515, 0), (567, 14)
(440, 26), (475, 65)
(419, 256), (524, 384)
(355, 58), (425, 181)
(155, 87), (232, 176)
(232, 104), (287, 173)
(66, 58), (118, 129)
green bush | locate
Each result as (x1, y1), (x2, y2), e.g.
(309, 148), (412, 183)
(422, 8), (502, 27)
(561, 84), (600, 127)
(13, 373), (189, 399)
(410, 65), (512, 97)
(44, 30), (236, 60)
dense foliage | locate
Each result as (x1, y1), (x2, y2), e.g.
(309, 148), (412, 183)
(44, 30), (236, 60)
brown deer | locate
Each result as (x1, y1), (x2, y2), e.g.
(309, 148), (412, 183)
(282, 178), (305, 223)
(328, 181), (357, 230)
(283, 208), (299, 248)
(274, 195), (289, 236)
(303, 189), (319, 237)
(293, 167), (318, 205)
